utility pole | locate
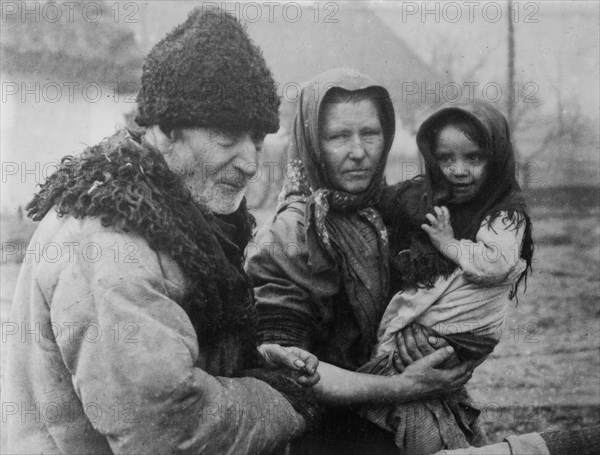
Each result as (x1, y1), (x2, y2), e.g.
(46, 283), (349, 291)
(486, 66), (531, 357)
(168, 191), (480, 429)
(507, 0), (523, 186)
(507, 0), (515, 131)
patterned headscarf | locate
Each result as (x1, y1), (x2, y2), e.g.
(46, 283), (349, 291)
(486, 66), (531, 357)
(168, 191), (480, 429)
(279, 68), (396, 347)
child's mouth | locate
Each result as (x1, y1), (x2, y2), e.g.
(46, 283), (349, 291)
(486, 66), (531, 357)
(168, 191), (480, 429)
(452, 183), (474, 192)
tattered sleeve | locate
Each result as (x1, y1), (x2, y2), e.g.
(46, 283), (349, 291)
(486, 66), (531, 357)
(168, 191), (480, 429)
(246, 203), (340, 351)
(453, 212), (526, 285)
(49, 230), (305, 454)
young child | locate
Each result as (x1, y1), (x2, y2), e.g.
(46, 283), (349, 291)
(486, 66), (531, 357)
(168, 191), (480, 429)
(359, 100), (534, 453)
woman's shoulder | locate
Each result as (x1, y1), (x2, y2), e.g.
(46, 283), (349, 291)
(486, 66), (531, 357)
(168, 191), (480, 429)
(255, 200), (308, 243)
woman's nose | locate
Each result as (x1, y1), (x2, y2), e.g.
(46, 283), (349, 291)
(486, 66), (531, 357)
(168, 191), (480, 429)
(348, 136), (367, 160)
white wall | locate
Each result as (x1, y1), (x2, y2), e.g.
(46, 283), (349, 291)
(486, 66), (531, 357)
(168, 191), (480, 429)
(1, 73), (135, 214)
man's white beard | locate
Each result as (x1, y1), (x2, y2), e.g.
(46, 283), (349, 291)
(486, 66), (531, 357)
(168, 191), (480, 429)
(191, 181), (247, 214)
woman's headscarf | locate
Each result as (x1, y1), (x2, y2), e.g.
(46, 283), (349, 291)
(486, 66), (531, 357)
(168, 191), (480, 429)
(381, 100), (533, 292)
(280, 68), (396, 348)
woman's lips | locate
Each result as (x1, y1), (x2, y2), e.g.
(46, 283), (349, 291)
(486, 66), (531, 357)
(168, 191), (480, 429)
(344, 169), (371, 176)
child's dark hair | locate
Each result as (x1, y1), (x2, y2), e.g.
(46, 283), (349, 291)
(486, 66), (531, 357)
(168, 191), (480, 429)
(432, 114), (488, 153)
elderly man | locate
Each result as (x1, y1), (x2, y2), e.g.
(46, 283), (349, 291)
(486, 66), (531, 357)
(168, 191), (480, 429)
(5, 9), (317, 454)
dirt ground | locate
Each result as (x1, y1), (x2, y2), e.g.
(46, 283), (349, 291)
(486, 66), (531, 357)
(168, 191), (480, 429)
(1, 209), (599, 447)
(467, 214), (600, 441)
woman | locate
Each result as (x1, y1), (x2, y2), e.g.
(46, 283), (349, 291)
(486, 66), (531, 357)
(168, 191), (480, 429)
(246, 68), (473, 454)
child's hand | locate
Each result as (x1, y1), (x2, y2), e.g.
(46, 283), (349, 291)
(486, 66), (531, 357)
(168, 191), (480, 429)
(421, 206), (455, 251)
(257, 343), (320, 387)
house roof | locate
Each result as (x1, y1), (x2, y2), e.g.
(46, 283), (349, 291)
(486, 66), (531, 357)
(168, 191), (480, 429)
(1, 1), (142, 85)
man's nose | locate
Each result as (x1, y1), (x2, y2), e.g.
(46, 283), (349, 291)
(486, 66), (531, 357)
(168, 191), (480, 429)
(233, 134), (259, 179)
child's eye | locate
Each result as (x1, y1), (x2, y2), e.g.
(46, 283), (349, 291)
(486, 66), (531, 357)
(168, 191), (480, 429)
(436, 154), (454, 163)
(467, 154), (486, 163)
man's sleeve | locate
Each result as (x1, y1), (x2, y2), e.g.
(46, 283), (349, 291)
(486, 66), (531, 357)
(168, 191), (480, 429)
(50, 231), (305, 454)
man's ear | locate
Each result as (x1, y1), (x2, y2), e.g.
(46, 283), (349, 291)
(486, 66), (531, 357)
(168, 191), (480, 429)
(144, 125), (174, 154)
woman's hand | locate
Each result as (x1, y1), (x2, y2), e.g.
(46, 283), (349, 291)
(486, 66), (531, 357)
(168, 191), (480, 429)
(312, 346), (472, 406)
(394, 323), (460, 372)
(397, 346), (474, 400)
(257, 343), (320, 387)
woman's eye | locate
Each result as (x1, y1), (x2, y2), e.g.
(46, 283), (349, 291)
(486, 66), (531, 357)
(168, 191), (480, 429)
(362, 130), (382, 140)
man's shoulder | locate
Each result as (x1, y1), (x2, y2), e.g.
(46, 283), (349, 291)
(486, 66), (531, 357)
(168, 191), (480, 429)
(31, 211), (187, 299)
(36, 210), (146, 246)
(32, 211), (162, 277)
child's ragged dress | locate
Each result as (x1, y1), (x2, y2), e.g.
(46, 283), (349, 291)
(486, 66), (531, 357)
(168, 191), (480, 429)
(360, 213), (526, 454)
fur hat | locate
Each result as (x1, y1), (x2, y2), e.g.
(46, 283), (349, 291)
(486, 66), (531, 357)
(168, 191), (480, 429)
(136, 8), (279, 134)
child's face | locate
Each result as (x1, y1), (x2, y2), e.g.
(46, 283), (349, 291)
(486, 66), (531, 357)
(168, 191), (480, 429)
(434, 125), (488, 203)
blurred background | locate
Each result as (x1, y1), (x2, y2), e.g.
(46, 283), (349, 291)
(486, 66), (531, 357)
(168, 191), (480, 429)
(1, 0), (599, 445)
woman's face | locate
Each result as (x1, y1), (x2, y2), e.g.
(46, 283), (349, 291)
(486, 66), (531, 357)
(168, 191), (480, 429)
(434, 125), (488, 203)
(319, 99), (385, 194)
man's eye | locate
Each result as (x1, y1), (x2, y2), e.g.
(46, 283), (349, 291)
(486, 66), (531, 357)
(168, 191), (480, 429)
(210, 129), (238, 146)
(252, 132), (266, 143)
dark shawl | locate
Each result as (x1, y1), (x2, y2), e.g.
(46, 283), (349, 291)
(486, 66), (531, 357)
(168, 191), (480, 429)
(380, 100), (533, 293)
(279, 68), (396, 353)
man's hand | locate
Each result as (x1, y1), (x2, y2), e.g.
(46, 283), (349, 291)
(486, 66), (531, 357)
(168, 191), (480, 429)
(257, 343), (320, 387)
(398, 346), (474, 400)
(421, 205), (455, 252)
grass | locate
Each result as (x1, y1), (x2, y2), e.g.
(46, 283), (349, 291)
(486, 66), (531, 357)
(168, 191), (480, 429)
(1, 193), (599, 447)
